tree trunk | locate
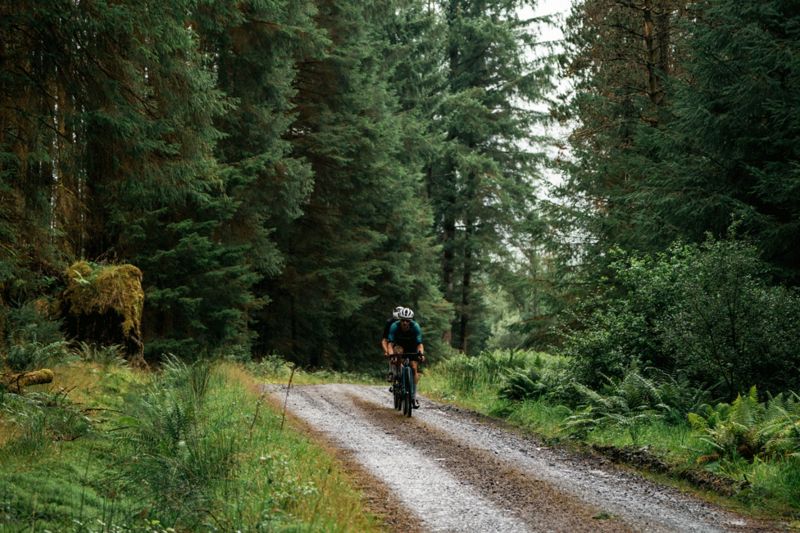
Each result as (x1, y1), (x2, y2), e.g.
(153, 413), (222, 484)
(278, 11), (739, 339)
(459, 217), (473, 353)
(1, 369), (54, 394)
(642, 0), (660, 106)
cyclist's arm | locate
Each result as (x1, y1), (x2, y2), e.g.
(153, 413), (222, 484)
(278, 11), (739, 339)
(387, 322), (398, 354)
(412, 322), (424, 354)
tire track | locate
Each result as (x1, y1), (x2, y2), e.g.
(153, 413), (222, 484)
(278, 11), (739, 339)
(270, 384), (784, 533)
(272, 384), (532, 532)
(351, 395), (633, 532)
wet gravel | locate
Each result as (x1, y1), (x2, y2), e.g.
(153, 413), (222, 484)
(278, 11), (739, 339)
(268, 384), (786, 533)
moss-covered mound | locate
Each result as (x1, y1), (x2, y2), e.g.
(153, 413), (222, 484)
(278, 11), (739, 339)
(62, 261), (145, 364)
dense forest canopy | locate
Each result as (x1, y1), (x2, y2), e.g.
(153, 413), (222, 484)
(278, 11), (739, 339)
(2, 0), (798, 396)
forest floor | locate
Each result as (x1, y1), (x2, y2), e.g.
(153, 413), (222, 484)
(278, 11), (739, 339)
(267, 383), (790, 533)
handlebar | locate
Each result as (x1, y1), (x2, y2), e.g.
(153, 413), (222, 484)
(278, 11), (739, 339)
(392, 352), (425, 363)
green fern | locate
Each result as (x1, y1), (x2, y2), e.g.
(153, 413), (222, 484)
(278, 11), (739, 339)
(688, 388), (800, 461)
(565, 380), (662, 444)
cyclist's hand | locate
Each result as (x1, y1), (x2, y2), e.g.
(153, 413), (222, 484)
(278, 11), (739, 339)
(420, 354), (426, 363)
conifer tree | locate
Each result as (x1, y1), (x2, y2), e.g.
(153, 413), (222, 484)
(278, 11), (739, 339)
(260, 0), (448, 366)
(642, 0), (800, 283)
(191, 0), (320, 354)
(555, 0), (689, 273)
(1, 0), (261, 358)
(433, 0), (552, 352)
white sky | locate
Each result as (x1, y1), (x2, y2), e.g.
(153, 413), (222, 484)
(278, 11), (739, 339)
(529, 0), (573, 43)
(519, 1), (575, 195)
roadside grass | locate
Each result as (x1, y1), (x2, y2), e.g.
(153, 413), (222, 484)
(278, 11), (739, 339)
(246, 354), (381, 386)
(585, 419), (702, 459)
(423, 349), (800, 520)
(0, 358), (381, 532)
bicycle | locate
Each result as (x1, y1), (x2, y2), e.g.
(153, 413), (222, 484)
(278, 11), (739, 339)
(388, 356), (402, 411)
(390, 352), (422, 417)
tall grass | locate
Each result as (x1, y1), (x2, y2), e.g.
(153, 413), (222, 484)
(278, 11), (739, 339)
(0, 359), (381, 531)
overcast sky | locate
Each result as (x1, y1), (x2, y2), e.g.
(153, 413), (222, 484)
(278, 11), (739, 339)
(532, 0), (573, 41)
(521, 0), (576, 194)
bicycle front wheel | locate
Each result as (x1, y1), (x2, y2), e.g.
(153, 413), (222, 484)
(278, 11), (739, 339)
(393, 378), (402, 410)
(402, 367), (413, 417)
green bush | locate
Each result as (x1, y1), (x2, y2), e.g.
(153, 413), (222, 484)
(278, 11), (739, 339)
(439, 350), (528, 393)
(658, 241), (800, 398)
(117, 358), (239, 526)
(74, 342), (127, 367)
(563, 237), (800, 399)
(5, 340), (69, 372)
(1, 391), (92, 455)
(498, 354), (575, 404)
(564, 368), (710, 444)
(2, 301), (68, 372)
(499, 367), (542, 401)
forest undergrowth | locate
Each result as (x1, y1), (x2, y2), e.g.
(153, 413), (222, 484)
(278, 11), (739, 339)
(0, 353), (379, 532)
(423, 350), (800, 520)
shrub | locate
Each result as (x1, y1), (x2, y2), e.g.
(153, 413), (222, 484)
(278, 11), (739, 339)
(657, 241), (800, 398)
(498, 354), (575, 404)
(688, 388), (800, 461)
(117, 358), (239, 526)
(439, 350), (527, 394)
(1, 391), (92, 455)
(73, 341), (127, 367)
(2, 301), (68, 372)
(562, 237), (800, 399)
(563, 368), (709, 444)
(498, 367), (542, 401)
(5, 340), (69, 373)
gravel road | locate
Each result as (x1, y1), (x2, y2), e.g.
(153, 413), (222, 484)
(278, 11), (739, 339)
(268, 384), (784, 533)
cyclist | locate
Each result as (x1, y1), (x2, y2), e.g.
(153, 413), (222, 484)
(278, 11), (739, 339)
(382, 306), (404, 389)
(387, 307), (426, 408)
(382, 306), (404, 357)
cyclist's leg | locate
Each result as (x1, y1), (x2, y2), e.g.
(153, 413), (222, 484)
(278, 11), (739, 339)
(411, 360), (420, 385)
(410, 359), (420, 408)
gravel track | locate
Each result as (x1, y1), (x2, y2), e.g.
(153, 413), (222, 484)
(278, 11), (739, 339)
(269, 383), (784, 533)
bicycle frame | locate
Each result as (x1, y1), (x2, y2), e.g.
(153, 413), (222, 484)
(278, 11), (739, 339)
(390, 352), (420, 417)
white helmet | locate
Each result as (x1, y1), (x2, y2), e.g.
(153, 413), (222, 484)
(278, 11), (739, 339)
(398, 307), (414, 320)
(392, 306), (405, 320)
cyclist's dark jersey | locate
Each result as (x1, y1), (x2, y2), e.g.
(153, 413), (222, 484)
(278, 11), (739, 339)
(388, 320), (423, 353)
(382, 317), (398, 340)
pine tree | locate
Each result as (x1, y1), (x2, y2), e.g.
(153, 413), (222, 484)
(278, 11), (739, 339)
(555, 0), (690, 266)
(1, 0), (262, 358)
(260, 0), (449, 366)
(433, 0), (552, 352)
(190, 0), (321, 355)
(643, 0), (800, 283)
(1, 0), (81, 302)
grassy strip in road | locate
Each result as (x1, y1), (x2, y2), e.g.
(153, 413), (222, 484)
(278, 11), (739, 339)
(0, 358), (381, 532)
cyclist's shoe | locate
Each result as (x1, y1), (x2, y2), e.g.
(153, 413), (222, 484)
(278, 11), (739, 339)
(412, 399), (420, 409)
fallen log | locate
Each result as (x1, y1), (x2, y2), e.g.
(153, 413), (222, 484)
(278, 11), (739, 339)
(1, 369), (54, 394)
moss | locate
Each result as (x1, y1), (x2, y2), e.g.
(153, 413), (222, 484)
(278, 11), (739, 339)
(62, 261), (144, 361)
(1, 369), (55, 393)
